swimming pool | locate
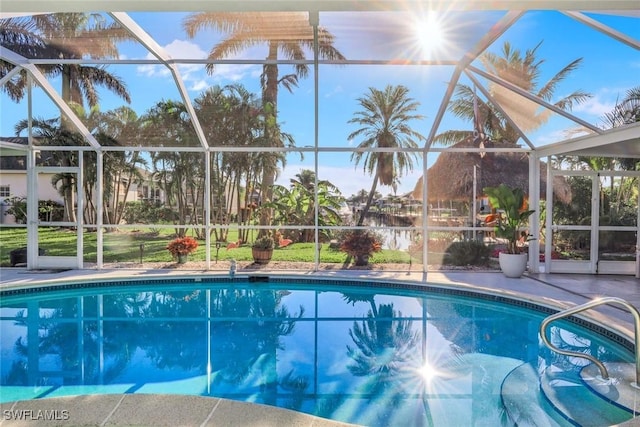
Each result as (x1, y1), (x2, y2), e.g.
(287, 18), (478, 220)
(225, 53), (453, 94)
(0, 276), (637, 426)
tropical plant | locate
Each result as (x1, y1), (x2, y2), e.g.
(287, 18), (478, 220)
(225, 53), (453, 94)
(183, 12), (345, 229)
(264, 169), (345, 242)
(348, 84), (425, 226)
(61, 102), (149, 226)
(601, 85), (640, 128)
(0, 19), (47, 99)
(340, 230), (382, 262)
(166, 236), (199, 257)
(348, 189), (381, 206)
(590, 86), (640, 224)
(483, 184), (535, 254)
(122, 201), (174, 227)
(434, 41), (591, 147)
(252, 235), (275, 250)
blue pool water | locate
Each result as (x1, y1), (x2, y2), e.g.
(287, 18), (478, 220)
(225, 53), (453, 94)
(0, 277), (636, 426)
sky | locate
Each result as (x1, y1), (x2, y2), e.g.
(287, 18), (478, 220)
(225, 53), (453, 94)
(0, 9), (638, 199)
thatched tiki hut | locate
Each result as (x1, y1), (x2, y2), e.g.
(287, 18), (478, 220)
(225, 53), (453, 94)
(411, 138), (572, 206)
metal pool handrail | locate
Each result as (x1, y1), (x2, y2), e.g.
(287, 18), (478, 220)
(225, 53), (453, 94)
(539, 297), (640, 384)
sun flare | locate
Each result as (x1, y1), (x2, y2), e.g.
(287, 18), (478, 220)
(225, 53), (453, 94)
(418, 361), (439, 382)
(415, 13), (446, 57)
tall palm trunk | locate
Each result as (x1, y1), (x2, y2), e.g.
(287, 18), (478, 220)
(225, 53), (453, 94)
(357, 172), (380, 227)
(258, 43), (280, 234)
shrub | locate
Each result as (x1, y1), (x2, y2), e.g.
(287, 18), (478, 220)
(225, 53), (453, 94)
(339, 230), (383, 258)
(166, 236), (199, 257)
(124, 200), (177, 224)
(445, 240), (491, 266)
(4, 197), (64, 223)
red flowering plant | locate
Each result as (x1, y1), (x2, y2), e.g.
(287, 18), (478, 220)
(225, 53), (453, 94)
(167, 236), (199, 257)
(340, 230), (382, 259)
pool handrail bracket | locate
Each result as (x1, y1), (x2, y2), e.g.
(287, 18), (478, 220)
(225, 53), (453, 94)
(539, 296), (640, 385)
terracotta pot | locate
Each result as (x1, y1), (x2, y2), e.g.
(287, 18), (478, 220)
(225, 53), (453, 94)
(498, 252), (528, 277)
(252, 248), (273, 264)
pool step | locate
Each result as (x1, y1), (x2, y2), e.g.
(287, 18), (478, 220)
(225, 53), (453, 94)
(501, 363), (570, 426)
(540, 363), (638, 426)
(580, 362), (640, 415)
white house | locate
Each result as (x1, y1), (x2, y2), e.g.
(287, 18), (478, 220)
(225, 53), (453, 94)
(0, 138), (165, 224)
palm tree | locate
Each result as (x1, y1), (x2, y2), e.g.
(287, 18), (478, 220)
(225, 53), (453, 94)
(434, 41), (591, 146)
(3, 13), (132, 223)
(348, 85), (425, 226)
(601, 85), (640, 128)
(1, 13), (131, 112)
(195, 84), (265, 242)
(183, 12), (345, 228)
(0, 19), (47, 100)
(145, 100), (204, 236)
(290, 170), (344, 241)
(97, 107), (150, 226)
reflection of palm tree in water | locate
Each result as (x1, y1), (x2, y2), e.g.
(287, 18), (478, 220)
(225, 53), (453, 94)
(208, 289), (307, 407)
(343, 292), (437, 424)
(9, 293), (152, 386)
(347, 304), (418, 392)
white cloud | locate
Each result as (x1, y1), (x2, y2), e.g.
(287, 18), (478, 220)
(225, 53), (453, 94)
(135, 39), (263, 92)
(136, 39), (207, 77)
(574, 94), (614, 118)
(575, 83), (640, 120)
(211, 63), (260, 83)
(189, 79), (210, 92)
(165, 39), (208, 59)
(137, 63), (171, 78)
(533, 128), (580, 146)
(324, 85), (344, 98)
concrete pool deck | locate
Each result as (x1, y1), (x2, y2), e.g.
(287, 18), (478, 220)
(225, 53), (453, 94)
(1, 267), (639, 426)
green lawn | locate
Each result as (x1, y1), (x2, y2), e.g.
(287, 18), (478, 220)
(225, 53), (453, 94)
(0, 227), (414, 267)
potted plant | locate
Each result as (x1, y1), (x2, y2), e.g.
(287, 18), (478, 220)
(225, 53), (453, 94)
(167, 236), (199, 264)
(252, 235), (275, 264)
(340, 230), (382, 266)
(484, 184), (535, 277)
